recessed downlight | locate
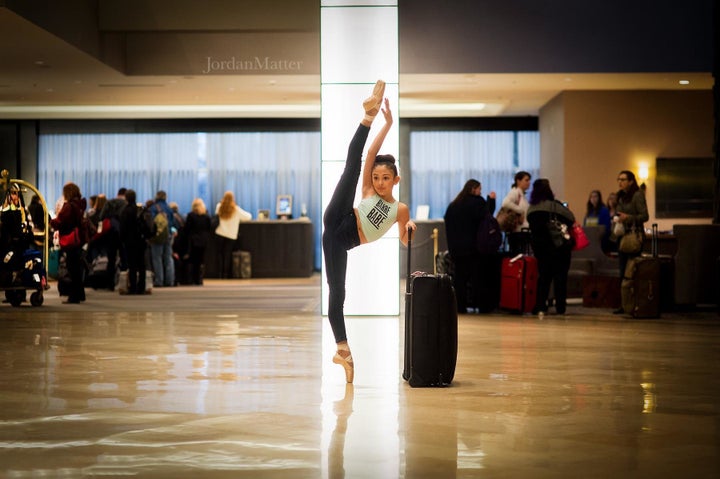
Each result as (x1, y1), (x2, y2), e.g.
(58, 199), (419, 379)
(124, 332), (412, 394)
(679, 80), (690, 85)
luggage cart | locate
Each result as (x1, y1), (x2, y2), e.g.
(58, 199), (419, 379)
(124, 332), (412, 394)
(0, 169), (50, 307)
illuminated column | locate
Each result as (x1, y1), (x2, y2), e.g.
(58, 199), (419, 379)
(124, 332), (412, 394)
(320, 1), (399, 316)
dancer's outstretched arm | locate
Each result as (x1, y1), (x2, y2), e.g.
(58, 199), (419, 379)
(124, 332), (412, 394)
(362, 98), (393, 196)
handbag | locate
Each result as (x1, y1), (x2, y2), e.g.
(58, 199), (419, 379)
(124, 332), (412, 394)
(548, 218), (570, 248)
(547, 202), (570, 249)
(59, 227), (82, 249)
(496, 207), (521, 233)
(612, 220), (625, 237)
(619, 227), (643, 254)
(571, 223), (590, 250)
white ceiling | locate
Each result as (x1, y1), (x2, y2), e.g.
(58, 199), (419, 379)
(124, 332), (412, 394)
(0, 7), (713, 120)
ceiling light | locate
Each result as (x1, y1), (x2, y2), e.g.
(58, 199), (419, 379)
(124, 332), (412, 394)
(679, 80), (690, 85)
(414, 102), (487, 112)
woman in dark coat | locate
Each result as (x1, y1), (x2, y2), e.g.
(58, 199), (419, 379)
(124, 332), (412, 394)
(526, 178), (576, 316)
(444, 179), (497, 313)
(612, 170), (649, 314)
(50, 182), (87, 304)
(183, 198), (212, 285)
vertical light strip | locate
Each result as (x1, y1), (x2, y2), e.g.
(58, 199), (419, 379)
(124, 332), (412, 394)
(320, 1), (399, 316)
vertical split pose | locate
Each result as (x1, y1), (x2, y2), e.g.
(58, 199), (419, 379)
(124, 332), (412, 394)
(323, 80), (416, 383)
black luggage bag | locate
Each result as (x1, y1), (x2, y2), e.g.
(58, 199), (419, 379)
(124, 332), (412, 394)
(403, 228), (458, 387)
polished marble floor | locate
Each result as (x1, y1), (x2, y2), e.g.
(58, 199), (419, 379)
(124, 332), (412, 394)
(0, 276), (719, 478)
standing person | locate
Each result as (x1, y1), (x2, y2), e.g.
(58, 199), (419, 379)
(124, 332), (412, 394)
(27, 193), (47, 249)
(583, 190), (610, 228)
(169, 202), (185, 231)
(214, 191), (252, 279)
(50, 182), (87, 304)
(27, 194), (46, 233)
(168, 201), (186, 285)
(184, 198), (212, 285)
(444, 179), (496, 313)
(526, 179), (576, 317)
(612, 170), (648, 314)
(99, 188), (127, 222)
(87, 194), (107, 230)
(322, 81), (416, 383)
(606, 191), (618, 218)
(583, 189), (612, 252)
(100, 188), (128, 272)
(604, 191), (619, 254)
(119, 189), (148, 295)
(500, 171), (532, 255)
(149, 190), (175, 287)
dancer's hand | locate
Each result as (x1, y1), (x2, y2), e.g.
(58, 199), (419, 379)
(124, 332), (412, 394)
(381, 98), (393, 124)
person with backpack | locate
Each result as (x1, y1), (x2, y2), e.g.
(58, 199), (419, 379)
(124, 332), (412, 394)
(444, 179), (496, 313)
(149, 190), (175, 287)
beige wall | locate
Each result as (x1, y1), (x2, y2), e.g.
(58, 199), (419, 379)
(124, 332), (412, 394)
(539, 90), (714, 232)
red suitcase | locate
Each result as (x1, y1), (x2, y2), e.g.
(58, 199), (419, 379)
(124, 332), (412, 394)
(500, 254), (538, 313)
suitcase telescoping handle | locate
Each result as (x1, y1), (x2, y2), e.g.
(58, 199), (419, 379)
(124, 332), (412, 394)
(406, 225), (413, 281)
(652, 223), (658, 257)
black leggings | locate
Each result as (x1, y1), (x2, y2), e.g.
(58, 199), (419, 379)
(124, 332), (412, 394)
(322, 124), (369, 343)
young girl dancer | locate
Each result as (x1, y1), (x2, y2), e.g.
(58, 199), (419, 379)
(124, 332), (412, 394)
(323, 81), (416, 383)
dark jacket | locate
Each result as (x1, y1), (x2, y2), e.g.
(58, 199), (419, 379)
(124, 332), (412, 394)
(444, 194), (496, 257)
(50, 197), (86, 236)
(184, 211), (213, 249)
(616, 189), (648, 230)
(527, 200), (575, 256)
(100, 197), (128, 221)
(120, 203), (147, 245)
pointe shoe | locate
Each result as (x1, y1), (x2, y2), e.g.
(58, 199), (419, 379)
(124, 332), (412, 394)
(333, 351), (355, 383)
(363, 80), (386, 116)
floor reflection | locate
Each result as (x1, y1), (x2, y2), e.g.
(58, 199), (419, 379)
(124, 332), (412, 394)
(327, 384), (354, 479)
(0, 280), (719, 477)
(321, 316), (400, 478)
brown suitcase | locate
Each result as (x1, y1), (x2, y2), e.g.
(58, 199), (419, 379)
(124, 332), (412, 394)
(620, 224), (661, 318)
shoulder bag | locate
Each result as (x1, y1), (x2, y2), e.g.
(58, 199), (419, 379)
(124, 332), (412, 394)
(619, 225), (643, 254)
(59, 227), (82, 249)
(571, 223), (590, 250)
(547, 202), (570, 249)
(496, 207), (520, 233)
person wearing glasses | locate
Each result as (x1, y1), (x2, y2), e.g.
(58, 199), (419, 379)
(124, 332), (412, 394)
(612, 170), (648, 314)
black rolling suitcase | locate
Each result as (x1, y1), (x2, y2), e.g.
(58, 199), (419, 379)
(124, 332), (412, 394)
(403, 228), (458, 387)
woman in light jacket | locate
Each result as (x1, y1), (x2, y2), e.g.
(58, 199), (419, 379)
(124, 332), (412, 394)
(500, 171), (531, 255)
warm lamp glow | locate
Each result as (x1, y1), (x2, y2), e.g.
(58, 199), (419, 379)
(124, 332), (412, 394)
(638, 163), (649, 181)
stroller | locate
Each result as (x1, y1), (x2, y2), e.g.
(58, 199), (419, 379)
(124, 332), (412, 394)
(0, 172), (50, 307)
